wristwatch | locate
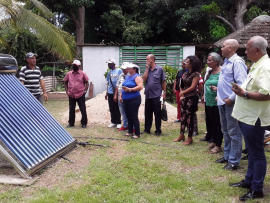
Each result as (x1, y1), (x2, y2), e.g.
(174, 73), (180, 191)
(244, 91), (249, 100)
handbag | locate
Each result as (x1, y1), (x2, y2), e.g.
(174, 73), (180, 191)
(161, 101), (168, 121)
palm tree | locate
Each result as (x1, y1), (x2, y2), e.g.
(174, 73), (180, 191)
(0, 0), (76, 60)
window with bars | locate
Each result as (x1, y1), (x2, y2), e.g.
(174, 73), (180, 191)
(119, 46), (183, 74)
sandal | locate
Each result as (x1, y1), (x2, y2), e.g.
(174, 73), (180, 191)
(208, 146), (222, 154)
(131, 135), (140, 139)
(208, 142), (216, 150)
(124, 133), (133, 137)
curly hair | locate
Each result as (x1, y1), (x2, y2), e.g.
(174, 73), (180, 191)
(186, 55), (202, 73)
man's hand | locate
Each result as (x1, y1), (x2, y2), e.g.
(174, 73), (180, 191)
(146, 61), (151, 69)
(163, 93), (166, 101)
(43, 93), (48, 102)
(223, 98), (233, 106)
(231, 83), (245, 97)
(105, 93), (108, 100)
(113, 96), (117, 102)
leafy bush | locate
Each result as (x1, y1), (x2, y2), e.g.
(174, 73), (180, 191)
(162, 65), (178, 103)
(42, 65), (62, 72)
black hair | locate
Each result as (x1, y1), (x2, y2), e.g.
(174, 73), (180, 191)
(186, 55), (202, 73)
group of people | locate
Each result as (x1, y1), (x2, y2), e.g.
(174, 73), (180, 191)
(21, 35), (270, 202)
(105, 54), (166, 138)
(173, 36), (270, 202)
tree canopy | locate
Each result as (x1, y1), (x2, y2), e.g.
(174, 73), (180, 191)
(0, 0), (76, 60)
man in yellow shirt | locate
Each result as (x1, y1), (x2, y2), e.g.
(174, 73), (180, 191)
(230, 36), (270, 201)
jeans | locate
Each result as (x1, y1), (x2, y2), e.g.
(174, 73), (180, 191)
(108, 94), (121, 124)
(124, 95), (141, 136)
(118, 100), (128, 128)
(218, 104), (242, 166)
(239, 119), (266, 192)
(68, 94), (87, 125)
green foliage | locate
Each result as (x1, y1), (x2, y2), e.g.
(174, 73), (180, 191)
(104, 68), (110, 79)
(163, 65), (178, 103)
(0, 0), (76, 60)
(201, 2), (220, 15)
(0, 28), (47, 65)
(123, 22), (152, 45)
(209, 19), (229, 40)
(41, 65), (62, 71)
(245, 6), (268, 23)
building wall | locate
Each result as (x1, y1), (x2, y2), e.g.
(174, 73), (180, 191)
(82, 46), (119, 96)
(82, 45), (195, 96)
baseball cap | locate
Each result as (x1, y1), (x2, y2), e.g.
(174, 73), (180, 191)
(26, 52), (37, 58)
(120, 62), (129, 69)
(106, 59), (116, 64)
(72, 60), (81, 66)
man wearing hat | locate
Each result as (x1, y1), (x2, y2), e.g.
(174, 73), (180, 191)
(105, 59), (123, 128)
(64, 60), (89, 128)
(114, 62), (129, 131)
(20, 52), (48, 104)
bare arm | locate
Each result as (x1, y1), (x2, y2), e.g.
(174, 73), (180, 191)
(84, 81), (89, 93)
(173, 79), (177, 94)
(232, 84), (270, 101)
(64, 81), (69, 95)
(114, 86), (118, 102)
(40, 79), (48, 101)
(180, 76), (199, 96)
(162, 80), (166, 100)
(123, 76), (143, 92)
(142, 63), (150, 82)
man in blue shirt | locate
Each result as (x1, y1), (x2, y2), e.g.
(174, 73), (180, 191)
(214, 39), (247, 170)
(142, 54), (166, 136)
(105, 59), (122, 128)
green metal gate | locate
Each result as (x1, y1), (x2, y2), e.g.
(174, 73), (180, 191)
(119, 46), (183, 74)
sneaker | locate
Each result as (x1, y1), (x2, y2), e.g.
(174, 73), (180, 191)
(108, 123), (117, 128)
(116, 124), (122, 129)
(118, 127), (128, 131)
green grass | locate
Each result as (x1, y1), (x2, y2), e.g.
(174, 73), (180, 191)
(1, 100), (270, 203)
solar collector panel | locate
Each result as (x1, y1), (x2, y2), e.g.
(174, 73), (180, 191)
(0, 73), (76, 178)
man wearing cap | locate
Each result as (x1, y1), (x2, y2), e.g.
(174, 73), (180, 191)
(105, 59), (122, 128)
(64, 60), (89, 128)
(114, 62), (129, 131)
(142, 54), (166, 136)
(20, 52), (48, 104)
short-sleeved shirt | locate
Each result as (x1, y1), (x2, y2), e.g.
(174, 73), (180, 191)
(122, 73), (141, 100)
(19, 65), (43, 96)
(205, 72), (220, 106)
(107, 68), (122, 94)
(175, 69), (186, 91)
(182, 71), (200, 98)
(232, 54), (270, 126)
(144, 65), (166, 99)
(64, 70), (89, 99)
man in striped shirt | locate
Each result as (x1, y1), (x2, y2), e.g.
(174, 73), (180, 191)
(19, 52), (48, 104)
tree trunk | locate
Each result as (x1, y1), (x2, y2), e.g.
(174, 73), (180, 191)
(69, 6), (85, 58)
(235, 0), (257, 30)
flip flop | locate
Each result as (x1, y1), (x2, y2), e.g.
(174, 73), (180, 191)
(131, 135), (140, 139)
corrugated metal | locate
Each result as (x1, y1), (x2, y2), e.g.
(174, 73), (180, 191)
(0, 74), (76, 178)
(119, 46), (184, 73)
